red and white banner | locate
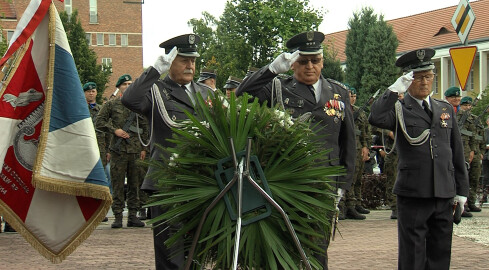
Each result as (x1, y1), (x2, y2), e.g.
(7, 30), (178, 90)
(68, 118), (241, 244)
(0, 0), (111, 263)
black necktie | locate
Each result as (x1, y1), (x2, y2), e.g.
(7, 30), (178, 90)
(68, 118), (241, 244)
(422, 100), (433, 119)
(308, 85), (316, 100)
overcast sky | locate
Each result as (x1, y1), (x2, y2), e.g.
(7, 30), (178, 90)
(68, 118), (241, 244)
(141, 0), (469, 66)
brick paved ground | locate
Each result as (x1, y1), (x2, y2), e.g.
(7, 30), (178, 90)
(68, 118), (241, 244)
(1, 207), (488, 269)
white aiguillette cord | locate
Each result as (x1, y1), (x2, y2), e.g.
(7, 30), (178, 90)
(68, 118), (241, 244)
(136, 84), (184, 148)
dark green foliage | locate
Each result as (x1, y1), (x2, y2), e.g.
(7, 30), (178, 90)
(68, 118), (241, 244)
(190, 0), (324, 88)
(59, 10), (111, 104)
(345, 7), (399, 106)
(145, 92), (341, 268)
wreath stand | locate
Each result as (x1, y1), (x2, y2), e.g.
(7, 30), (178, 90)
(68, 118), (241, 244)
(184, 138), (313, 270)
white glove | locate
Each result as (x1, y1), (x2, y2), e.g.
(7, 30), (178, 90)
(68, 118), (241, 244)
(388, 71), (414, 94)
(268, 50), (300, 74)
(335, 188), (345, 206)
(454, 195), (467, 206)
(153, 47), (178, 75)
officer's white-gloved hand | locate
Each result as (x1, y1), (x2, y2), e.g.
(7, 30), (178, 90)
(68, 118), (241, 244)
(388, 71), (414, 94)
(335, 188), (345, 207)
(454, 195), (467, 206)
(269, 50), (300, 74)
(153, 47), (178, 75)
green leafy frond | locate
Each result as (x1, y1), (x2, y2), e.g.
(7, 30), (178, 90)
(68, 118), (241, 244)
(146, 92), (341, 268)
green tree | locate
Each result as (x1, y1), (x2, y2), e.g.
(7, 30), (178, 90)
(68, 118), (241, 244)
(59, 10), (111, 104)
(190, 0), (324, 88)
(0, 25), (7, 55)
(345, 7), (398, 105)
(322, 44), (344, 82)
(359, 16), (398, 103)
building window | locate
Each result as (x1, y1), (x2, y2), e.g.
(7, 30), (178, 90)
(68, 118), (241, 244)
(86, 33), (92, 45)
(89, 0), (98, 24)
(433, 73), (439, 94)
(96, 33), (104, 46)
(121, 34), (128, 47)
(468, 69), (474, 91)
(64, 0), (72, 17)
(7, 30), (14, 43)
(102, 58), (112, 72)
(109, 34), (116, 46)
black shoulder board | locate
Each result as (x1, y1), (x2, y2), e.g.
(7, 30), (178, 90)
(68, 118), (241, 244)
(326, 78), (348, 90)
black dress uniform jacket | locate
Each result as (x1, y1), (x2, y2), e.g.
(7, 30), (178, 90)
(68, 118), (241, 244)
(236, 65), (356, 191)
(121, 67), (213, 191)
(369, 90), (469, 198)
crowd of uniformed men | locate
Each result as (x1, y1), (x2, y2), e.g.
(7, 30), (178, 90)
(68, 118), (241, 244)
(2, 30), (489, 270)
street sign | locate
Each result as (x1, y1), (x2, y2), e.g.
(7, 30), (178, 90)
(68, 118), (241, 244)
(449, 46), (477, 91)
(451, 0), (476, 45)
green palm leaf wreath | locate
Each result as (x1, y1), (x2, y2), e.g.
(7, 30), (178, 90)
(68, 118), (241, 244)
(144, 92), (344, 269)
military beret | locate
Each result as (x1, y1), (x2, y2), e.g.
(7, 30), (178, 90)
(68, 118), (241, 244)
(197, 68), (217, 82)
(444, 86), (461, 97)
(116, 74), (132, 87)
(396, 48), (436, 73)
(286, 31), (325, 55)
(83, 82), (97, 91)
(159, 33), (200, 57)
(343, 83), (356, 94)
(460, 96), (473, 105)
(223, 76), (243, 89)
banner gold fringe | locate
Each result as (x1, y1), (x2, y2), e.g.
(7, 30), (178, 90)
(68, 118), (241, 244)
(0, 3), (113, 264)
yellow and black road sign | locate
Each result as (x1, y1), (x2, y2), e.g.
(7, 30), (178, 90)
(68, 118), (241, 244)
(451, 0), (476, 45)
(449, 46), (477, 91)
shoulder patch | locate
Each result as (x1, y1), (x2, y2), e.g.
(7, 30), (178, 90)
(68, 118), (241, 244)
(327, 78), (348, 90)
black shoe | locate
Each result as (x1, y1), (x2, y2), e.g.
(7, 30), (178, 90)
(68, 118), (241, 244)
(355, 205), (370, 214)
(111, 217), (123, 228)
(461, 210), (473, 218)
(127, 217), (145, 227)
(390, 210), (398, 219)
(4, 222), (15, 232)
(346, 207), (366, 220)
(102, 216), (109, 222)
(468, 204), (481, 212)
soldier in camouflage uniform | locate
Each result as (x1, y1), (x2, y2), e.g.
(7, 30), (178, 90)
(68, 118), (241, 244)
(83, 82), (109, 167)
(96, 74), (149, 228)
(339, 85), (370, 220)
(84, 81), (110, 222)
(446, 87), (475, 217)
(460, 96), (483, 212)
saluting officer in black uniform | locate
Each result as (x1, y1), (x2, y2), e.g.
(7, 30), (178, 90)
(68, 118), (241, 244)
(236, 31), (356, 270)
(121, 34), (213, 270)
(369, 48), (469, 270)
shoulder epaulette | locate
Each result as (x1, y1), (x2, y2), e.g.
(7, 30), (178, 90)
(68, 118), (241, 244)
(326, 78), (348, 90)
(433, 98), (451, 105)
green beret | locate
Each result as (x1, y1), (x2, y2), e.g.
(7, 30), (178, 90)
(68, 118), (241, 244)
(343, 83), (357, 94)
(116, 74), (132, 87)
(83, 82), (97, 91)
(460, 96), (473, 105)
(444, 86), (461, 97)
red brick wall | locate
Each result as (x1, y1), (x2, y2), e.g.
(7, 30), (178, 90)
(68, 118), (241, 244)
(0, 0), (143, 98)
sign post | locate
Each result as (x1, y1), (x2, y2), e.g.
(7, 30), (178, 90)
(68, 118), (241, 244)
(450, 0), (477, 90)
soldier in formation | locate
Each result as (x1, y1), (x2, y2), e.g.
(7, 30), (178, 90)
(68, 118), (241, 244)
(96, 74), (148, 229)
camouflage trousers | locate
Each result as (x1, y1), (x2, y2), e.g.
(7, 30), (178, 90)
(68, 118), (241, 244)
(344, 149), (365, 207)
(468, 154), (481, 205)
(383, 152), (398, 209)
(110, 152), (141, 216)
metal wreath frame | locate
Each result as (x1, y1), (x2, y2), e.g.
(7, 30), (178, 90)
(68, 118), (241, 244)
(184, 137), (313, 270)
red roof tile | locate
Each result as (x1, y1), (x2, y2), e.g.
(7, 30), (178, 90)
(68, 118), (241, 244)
(324, 0), (489, 63)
